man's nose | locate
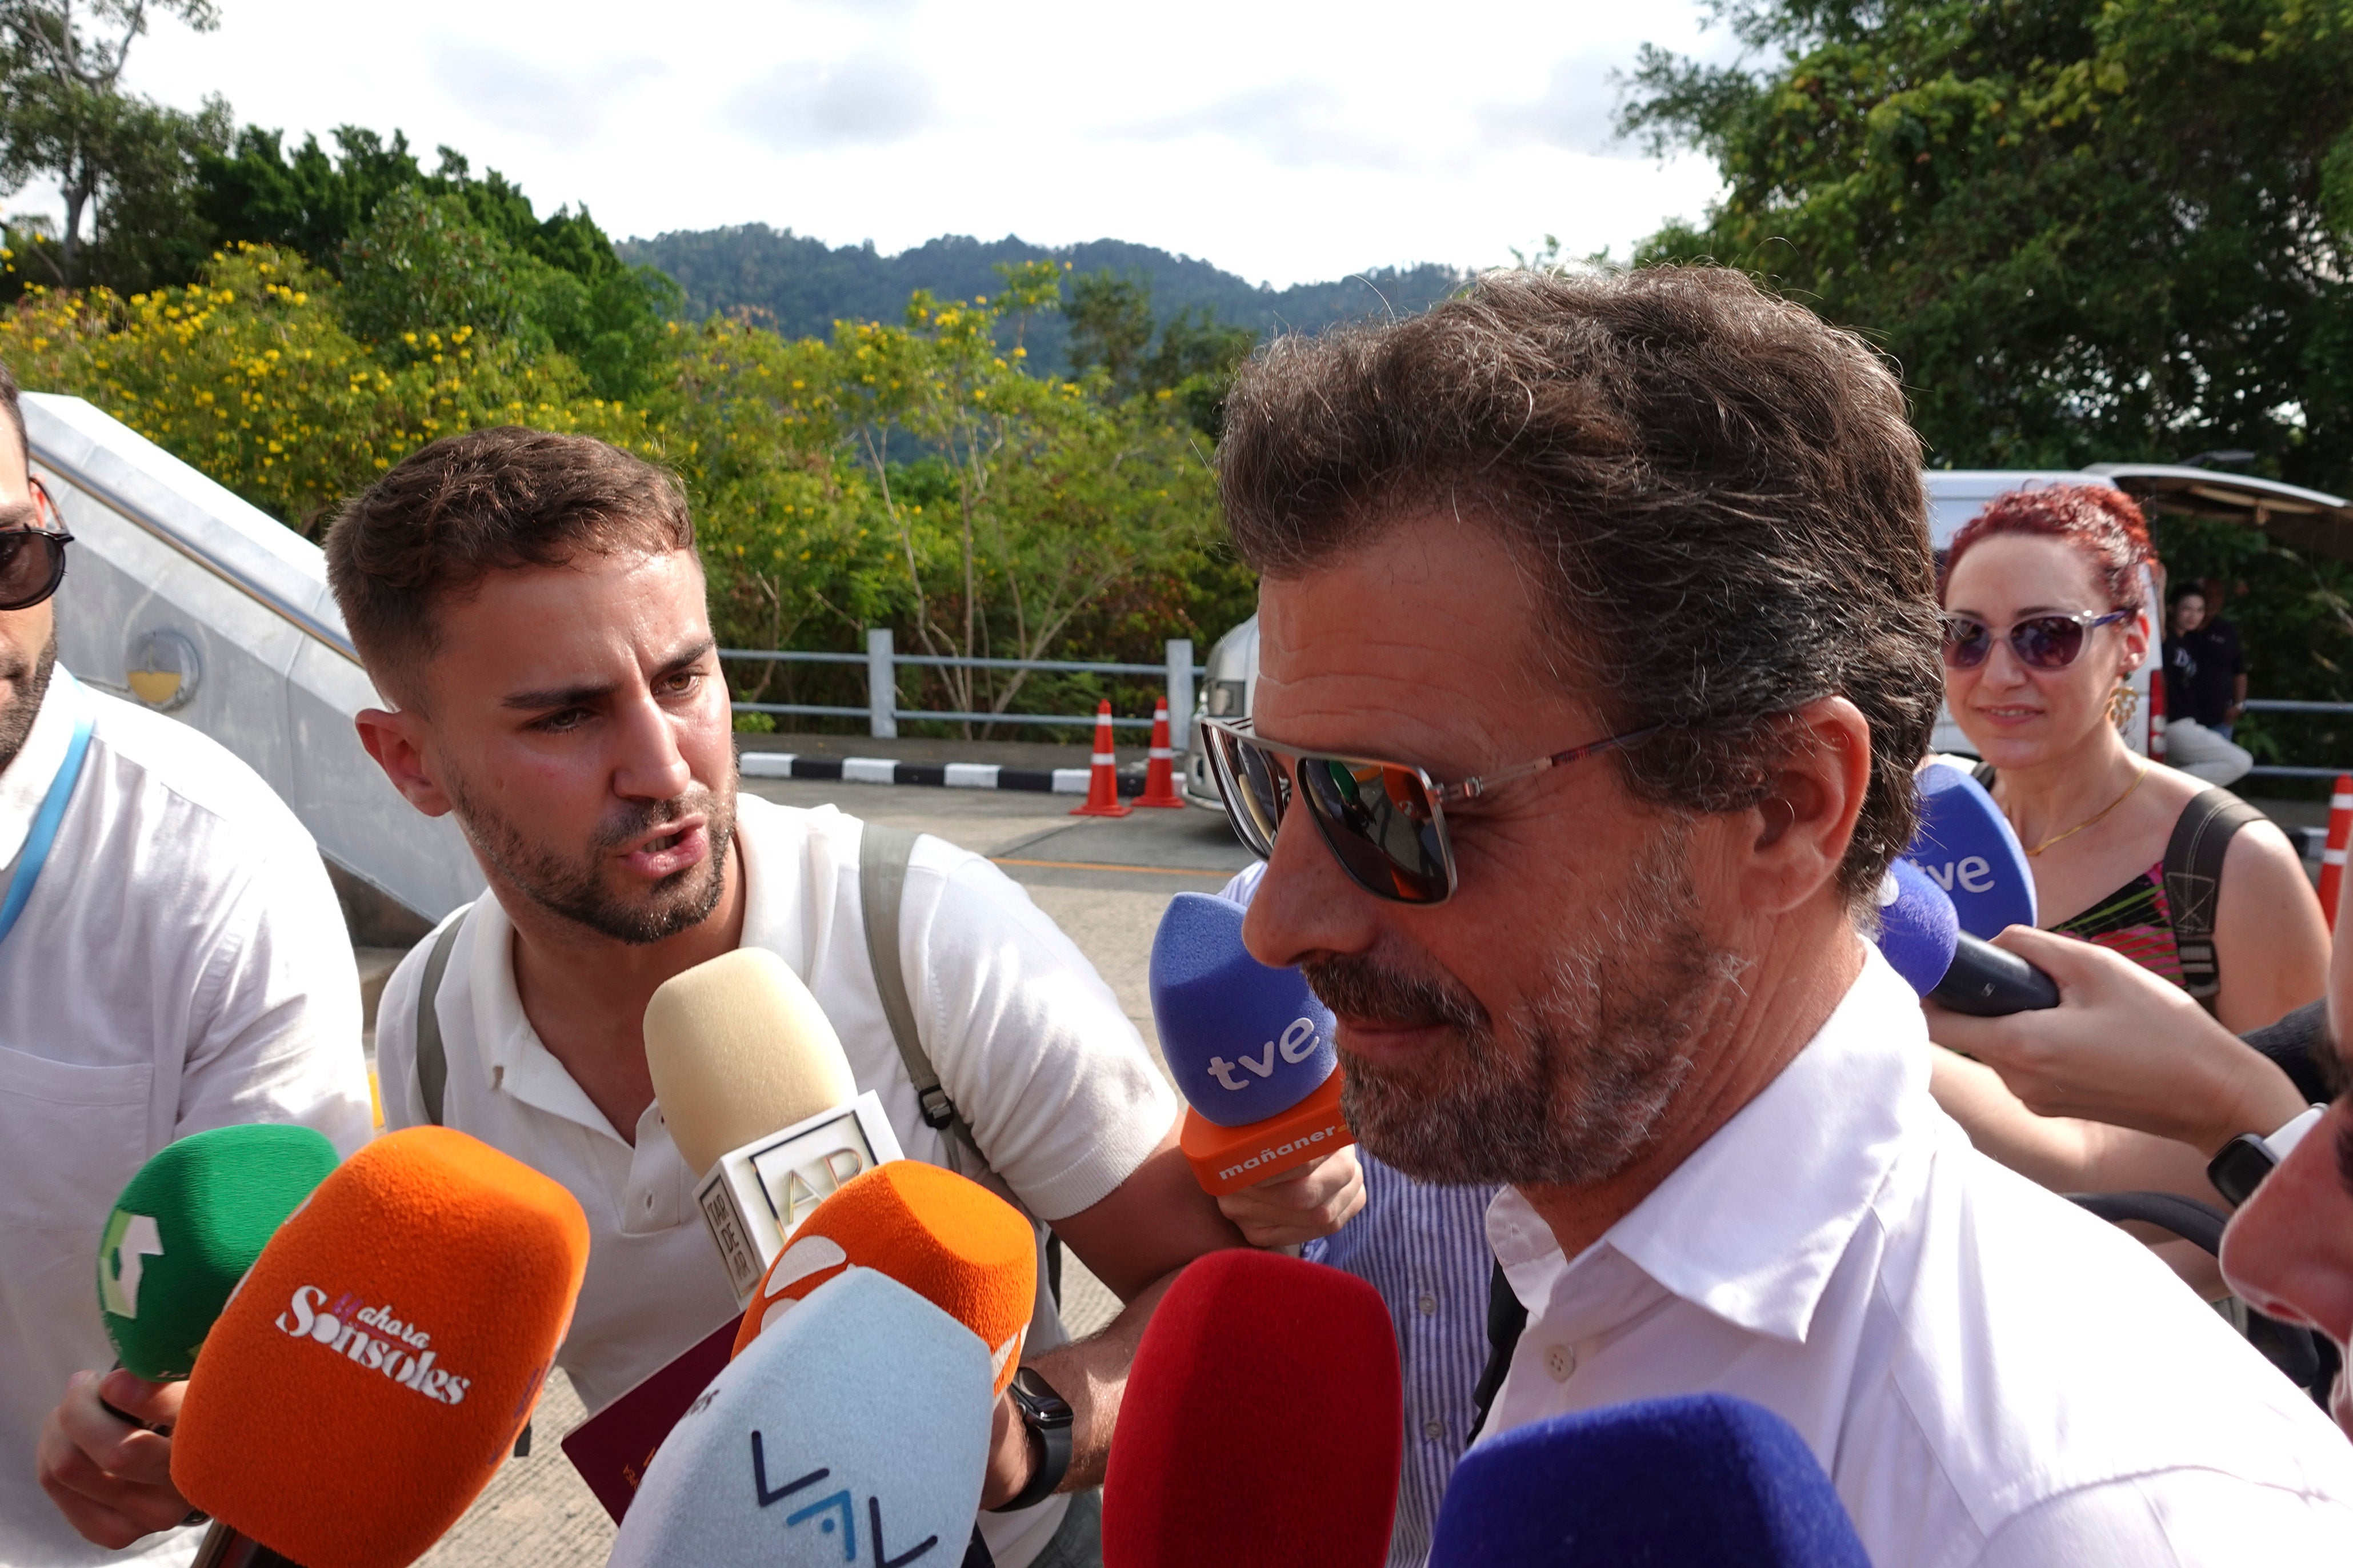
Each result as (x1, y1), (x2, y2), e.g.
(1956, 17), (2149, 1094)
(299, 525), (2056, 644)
(610, 686), (694, 802)
(1242, 791), (1384, 970)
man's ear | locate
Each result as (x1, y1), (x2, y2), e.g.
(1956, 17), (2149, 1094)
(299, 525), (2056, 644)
(1738, 696), (1872, 916)
(354, 707), (454, 819)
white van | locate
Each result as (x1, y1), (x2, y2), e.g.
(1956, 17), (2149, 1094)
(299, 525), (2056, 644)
(1181, 466), (2353, 805)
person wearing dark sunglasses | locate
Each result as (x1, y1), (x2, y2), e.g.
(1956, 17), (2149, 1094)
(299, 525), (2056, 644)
(1937, 484), (2324, 1034)
(1206, 267), (2353, 1563)
(0, 363), (374, 1564)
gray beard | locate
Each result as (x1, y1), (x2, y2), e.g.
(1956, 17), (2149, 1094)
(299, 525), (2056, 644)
(0, 629), (58, 777)
(1311, 823), (1746, 1189)
(444, 766), (738, 946)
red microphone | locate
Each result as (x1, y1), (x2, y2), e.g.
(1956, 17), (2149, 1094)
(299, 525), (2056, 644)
(1103, 1249), (1401, 1567)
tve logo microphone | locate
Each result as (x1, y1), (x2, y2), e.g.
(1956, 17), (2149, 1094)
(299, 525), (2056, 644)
(1203, 1016), (1323, 1094)
(1150, 893), (1338, 1129)
(1904, 761), (2037, 939)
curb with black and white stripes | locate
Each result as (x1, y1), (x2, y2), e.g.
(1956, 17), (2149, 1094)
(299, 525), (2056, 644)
(740, 751), (1165, 798)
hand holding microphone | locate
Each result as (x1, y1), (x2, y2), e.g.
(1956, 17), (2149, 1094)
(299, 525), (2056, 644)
(1874, 856), (2059, 1015)
(1150, 893), (1363, 1242)
(39, 1123), (343, 1551)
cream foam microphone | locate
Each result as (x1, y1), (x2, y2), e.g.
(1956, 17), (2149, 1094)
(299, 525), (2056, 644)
(644, 948), (903, 1301)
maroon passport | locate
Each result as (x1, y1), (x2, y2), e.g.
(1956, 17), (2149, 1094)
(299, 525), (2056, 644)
(559, 1317), (739, 1522)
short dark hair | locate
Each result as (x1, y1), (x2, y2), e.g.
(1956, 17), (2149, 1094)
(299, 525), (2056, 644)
(0, 358), (24, 468)
(324, 427), (694, 700)
(1216, 266), (1941, 903)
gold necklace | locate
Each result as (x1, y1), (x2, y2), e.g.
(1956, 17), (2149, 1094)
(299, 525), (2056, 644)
(2016, 761), (2151, 858)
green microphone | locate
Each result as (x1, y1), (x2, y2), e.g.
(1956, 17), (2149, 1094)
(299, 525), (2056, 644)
(97, 1124), (342, 1382)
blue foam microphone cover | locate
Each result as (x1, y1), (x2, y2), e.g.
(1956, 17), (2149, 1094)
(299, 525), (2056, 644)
(1872, 856), (1959, 997)
(1427, 1393), (1871, 1568)
(1150, 891), (1337, 1129)
(1906, 761), (2038, 938)
(608, 1268), (994, 1568)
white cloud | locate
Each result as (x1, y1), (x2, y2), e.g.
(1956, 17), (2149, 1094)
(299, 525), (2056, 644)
(727, 53), (939, 152)
(1115, 79), (1415, 171)
(431, 42), (654, 146)
(1478, 54), (1629, 155)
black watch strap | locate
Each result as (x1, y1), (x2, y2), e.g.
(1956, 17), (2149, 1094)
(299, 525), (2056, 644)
(2208, 1132), (2279, 1210)
(989, 1368), (1073, 1513)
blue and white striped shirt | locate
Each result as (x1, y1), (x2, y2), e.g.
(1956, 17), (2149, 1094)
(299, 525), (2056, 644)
(1219, 863), (1497, 1568)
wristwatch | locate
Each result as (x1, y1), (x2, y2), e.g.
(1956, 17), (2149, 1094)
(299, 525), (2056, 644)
(2208, 1104), (2328, 1209)
(989, 1367), (1074, 1513)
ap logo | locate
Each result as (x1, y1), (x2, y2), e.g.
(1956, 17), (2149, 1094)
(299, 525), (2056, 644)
(752, 1433), (940, 1566)
(98, 1209), (165, 1319)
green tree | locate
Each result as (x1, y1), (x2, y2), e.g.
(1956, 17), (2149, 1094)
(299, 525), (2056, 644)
(1065, 267), (1155, 395)
(197, 125), (426, 265)
(337, 186), (527, 355)
(0, 0), (224, 287)
(1622, 0), (2353, 488)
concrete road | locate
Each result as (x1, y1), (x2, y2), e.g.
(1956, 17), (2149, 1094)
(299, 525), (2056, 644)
(418, 780), (1251, 1567)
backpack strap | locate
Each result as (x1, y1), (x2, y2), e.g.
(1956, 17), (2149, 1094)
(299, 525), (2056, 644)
(413, 908), (470, 1128)
(2163, 788), (2263, 1016)
(858, 823), (979, 1150)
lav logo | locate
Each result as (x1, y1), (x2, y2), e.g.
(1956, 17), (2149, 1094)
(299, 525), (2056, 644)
(751, 1432), (937, 1566)
(1204, 1016), (1321, 1093)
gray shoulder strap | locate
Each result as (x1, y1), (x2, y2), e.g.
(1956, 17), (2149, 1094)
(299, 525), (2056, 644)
(2163, 788), (2262, 1016)
(413, 908), (470, 1128)
(857, 823), (981, 1151)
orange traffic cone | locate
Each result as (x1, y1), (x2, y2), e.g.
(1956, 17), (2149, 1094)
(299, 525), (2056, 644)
(1136, 696), (1186, 808)
(2322, 774), (2352, 930)
(2146, 667), (2167, 761)
(1071, 700), (1133, 818)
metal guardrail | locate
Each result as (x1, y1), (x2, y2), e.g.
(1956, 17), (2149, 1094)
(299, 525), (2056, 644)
(722, 631), (1206, 737)
(2235, 699), (2353, 779)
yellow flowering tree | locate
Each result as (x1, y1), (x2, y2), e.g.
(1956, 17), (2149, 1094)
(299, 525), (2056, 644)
(0, 243), (648, 534)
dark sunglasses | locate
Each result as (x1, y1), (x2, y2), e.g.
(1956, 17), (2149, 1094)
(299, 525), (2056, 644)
(1200, 716), (1659, 904)
(0, 478), (70, 613)
(1940, 608), (2131, 672)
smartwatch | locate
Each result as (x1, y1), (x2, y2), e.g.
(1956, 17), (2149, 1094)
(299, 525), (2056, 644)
(989, 1367), (1074, 1513)
(2208, 1104), (2328, 1209)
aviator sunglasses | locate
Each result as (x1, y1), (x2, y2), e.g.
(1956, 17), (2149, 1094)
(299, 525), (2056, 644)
(1200, 715), (1660, 905)
(1940, 608), (2131, 672)
(0, 478), (71, 613)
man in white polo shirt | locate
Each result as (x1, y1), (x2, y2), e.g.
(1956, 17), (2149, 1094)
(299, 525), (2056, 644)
(325, 426), (1302, 1568)
(0, 366), (373, 1567)
(1208, 269), (2353, 1563)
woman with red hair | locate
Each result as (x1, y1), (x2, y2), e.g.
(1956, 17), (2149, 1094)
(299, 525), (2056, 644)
(1938, 483), (2326, 1029)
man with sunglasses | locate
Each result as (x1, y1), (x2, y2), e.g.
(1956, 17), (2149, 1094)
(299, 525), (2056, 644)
(1205, 268), (2353, 1563)
(0, 365), (373, 1566)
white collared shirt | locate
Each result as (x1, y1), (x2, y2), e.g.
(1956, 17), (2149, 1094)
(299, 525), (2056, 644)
(1482, 947), (2353, 1566)
(372, 792), (1180, 1568)
(0, 669), (372, 1568)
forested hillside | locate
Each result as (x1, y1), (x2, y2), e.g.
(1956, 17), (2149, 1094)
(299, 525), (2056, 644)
(619, 226), (1468, 373)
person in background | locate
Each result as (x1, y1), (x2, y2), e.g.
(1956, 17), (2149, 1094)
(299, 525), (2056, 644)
(2162, 587), (2254, 785)
(1209, 265), (2353, 1563)
(0, 359), (373, 1568)
(1940, 484), (2320, 1029)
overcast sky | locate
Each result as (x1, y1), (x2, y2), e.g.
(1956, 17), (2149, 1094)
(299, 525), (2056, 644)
(42, 0), (1738, 290)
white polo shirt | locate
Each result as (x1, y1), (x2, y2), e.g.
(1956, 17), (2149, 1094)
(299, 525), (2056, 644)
(373, 792), (1180, 1568)
(1481, 946), (2353, 1565)
(0, 669), (373, 1568)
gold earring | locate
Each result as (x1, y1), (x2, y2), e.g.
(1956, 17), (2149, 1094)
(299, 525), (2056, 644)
(2107, 680), (2139, 732)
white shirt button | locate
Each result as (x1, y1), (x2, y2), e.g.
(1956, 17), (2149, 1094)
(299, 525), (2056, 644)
(1544, 1344), (1576, 1382)
(1423, 1417), (1447, 1439)
(1416, 1293), (1438, 1316)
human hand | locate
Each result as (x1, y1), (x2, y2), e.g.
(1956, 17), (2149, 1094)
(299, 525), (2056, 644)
(1923, 924), (2304, 1152)
(1215, 1145), (1365, 1249)
(35, 1368), (194, 1548)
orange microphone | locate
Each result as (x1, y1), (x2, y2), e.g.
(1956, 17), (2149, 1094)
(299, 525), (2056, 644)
(171, 1126), (590, 1568)
(733, 1160), (1037, 1394)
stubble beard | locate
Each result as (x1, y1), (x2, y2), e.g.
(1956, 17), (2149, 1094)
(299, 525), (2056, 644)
(1311, 824), (1746, 1189)
(0, 628), (58, 777)
(446, 767), (739, 946)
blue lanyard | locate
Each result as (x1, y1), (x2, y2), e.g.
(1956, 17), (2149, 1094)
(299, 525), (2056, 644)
(0, 671), (95, 947)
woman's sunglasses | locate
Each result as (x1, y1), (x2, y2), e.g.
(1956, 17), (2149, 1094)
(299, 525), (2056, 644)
(1940, 608), (2131, 672)
(0, 477), (70, 613)
(1200, 716), (1659, 904)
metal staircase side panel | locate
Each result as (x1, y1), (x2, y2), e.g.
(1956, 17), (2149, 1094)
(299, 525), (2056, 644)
(23, 392), (483, 922)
